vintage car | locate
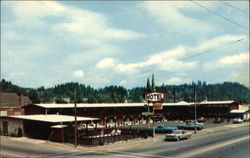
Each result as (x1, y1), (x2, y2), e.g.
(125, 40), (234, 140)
(214, 118), (225, 123)
(165, 130), (192, 141)
(233, 118), (243, 124)
(177, 122), (204, 130)
(154, 125), (176, 133)
(184, 120), (205, 126)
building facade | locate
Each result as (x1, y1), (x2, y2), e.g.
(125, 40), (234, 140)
(22, 100), (249, 127)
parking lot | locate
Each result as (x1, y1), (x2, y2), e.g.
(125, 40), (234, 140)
(130, 118), (234, 130)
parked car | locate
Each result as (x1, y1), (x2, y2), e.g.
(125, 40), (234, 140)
(184, 120), (205, 126)
(197, 117), (207, 123)
(165, 130), (192, 141)
(233, 118), (243, 124)
(177, 122), (204, 130)
(155, 125), (176, 133)
(214, 118), (224, 123)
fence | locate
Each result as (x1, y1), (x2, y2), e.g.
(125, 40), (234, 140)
(64, 126), (153, 146)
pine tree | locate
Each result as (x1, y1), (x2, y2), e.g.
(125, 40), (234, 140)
(146, 77), (151, 92)
(151, 74), (156, 92)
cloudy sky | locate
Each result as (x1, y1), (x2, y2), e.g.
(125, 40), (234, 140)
(1, 1), (249, 88)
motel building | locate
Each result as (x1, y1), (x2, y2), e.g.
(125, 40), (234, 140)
(1, 100), (249, 146)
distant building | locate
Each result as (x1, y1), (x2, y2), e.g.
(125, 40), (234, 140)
(0, 92), (32, 136)
(0, 92), (32, 116)
(230, 104), (250, 120)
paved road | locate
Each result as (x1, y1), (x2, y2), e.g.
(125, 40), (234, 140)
(109, 123), (249, 158)
(0, 123), (249, 158)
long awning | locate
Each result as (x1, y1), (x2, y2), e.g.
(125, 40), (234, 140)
(9, 114), (100, 123)
(230, 109), (249, 114)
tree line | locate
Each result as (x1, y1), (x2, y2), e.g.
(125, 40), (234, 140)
(0, 78), (249, 104)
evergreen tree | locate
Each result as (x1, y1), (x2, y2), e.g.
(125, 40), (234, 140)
(146, 77), (151, 92)
(151, 74), (156, 92)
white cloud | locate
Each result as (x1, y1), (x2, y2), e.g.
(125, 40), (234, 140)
(190, 35), (246, 53)
(218, 53), (249, 66)
(145, 45), (186, 65)
(102, 34), (245, 74)
(43, 2), (144, 41)
(4, 1), (144, 51)
(159, 59), (198, 71)
(96, 58), (116, 69)
(119, 80), (127, 86)
(115, 63), (142, 73)
(72, 70), (84, 79)
(164, 77), (192, 85)
(64, 45), (121, 66)
(229, 64), (249, 87)
(142, 1), (214, 33)
(204, 52), (249, 70)
(108, 45), (198, 74)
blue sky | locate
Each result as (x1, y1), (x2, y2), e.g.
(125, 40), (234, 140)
(1, 1), (249, 88)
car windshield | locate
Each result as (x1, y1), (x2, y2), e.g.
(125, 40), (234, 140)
(172, 130), (182, 134)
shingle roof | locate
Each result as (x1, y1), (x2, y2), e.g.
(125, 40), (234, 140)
(0, 93), (32, 108)
(0, 93), (20, 108)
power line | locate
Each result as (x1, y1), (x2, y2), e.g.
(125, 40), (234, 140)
(220, 0), (248, 14)
(182, 36), (249, 61)
(190, 0), (248, 31)
(141, 36), (249, 75)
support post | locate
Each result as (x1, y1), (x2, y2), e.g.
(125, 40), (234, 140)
(74, 88), (77, 147)
(194, 86), (197, 134)
(152, 103), (155, 137)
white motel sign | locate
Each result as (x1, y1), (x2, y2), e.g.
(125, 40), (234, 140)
(145, 92), (166, 102)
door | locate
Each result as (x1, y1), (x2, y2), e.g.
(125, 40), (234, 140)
(3, 121), (8, 135)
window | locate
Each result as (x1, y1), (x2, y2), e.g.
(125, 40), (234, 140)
(14, 111), (21, 115)
(0, 111), (7, 116)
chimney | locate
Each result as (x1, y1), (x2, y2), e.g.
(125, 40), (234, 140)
(19, 94), (24, 106)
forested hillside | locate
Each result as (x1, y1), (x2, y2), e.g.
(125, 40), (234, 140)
(0, 79), (249, 104)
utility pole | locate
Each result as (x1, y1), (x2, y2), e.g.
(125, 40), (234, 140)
(147, 102), (150, 129)
(173, 88), (176, 103)
(152, 103), (155, 137)
(194, 86), (197, 134)
(74, 88), (77, 147)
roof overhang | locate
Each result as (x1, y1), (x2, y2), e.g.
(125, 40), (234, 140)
(230, 109), (250, 114)
(9, 114), (100, 123)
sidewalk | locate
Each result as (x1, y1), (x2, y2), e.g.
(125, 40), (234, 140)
(0, 136), (46, 144)
(44, 134), (162, 152)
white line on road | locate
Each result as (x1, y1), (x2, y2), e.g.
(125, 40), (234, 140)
(70, 150), (173, 158)
(0, 151), (25, 158)
(175, 135), (249, 158)
(105, 151), (173, 158)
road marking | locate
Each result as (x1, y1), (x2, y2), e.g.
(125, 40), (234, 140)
(175, 135), (249, 158)
(0, 151), (24, 158)
(32, 151), (90, 158)
(105, 151), (173, 158)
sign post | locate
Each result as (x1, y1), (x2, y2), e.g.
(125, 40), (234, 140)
(144, 92), (167, 137)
